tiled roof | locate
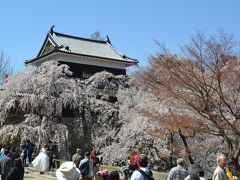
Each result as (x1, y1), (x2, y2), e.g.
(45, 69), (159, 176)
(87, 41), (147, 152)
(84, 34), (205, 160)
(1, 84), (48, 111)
(25, 30), (138, 64)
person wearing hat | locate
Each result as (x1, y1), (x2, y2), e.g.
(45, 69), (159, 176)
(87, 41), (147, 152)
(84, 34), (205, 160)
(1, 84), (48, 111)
(56, 161), (80, 180)
(184, 163), (206, 180)
(212, 154), (228, 180)
(167, 158), (188, 180)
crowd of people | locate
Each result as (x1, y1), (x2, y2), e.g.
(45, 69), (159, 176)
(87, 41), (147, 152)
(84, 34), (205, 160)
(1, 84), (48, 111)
(0, 139), (35, 180)
(0, 139), (56, 180)
(55, 149), (153, 180)
(0, 141), (239, 180)
(64, 151), (239, 180)
(167, 153), (238, 180)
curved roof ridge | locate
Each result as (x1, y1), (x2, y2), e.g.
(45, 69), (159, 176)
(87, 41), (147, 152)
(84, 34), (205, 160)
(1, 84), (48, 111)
(106, 42), (138, 62)
(52, 30), (108, 44)
(48, 32), (62, 46)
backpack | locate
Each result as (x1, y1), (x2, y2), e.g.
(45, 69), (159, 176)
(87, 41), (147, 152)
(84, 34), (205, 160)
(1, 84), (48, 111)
(79, 160), (90, 175)
(138, 169), (155, 180)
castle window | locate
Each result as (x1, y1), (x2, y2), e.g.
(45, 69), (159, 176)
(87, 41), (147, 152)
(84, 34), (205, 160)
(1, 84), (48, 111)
(82, 72), (93, 79)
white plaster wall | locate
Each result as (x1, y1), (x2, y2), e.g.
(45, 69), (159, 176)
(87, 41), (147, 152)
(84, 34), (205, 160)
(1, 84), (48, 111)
(27, 52), (128, 70)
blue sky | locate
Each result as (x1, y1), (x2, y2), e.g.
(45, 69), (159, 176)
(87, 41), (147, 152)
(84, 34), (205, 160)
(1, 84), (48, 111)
(0, 0), (239, 72)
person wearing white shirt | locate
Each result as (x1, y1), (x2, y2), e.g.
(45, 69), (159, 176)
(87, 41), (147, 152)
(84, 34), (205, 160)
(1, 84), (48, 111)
(130, 154), (153, 180)
(212, 154), (228, 180)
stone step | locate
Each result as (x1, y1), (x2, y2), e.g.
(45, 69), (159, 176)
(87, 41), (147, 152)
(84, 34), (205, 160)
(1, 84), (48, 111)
(25, 167), (57, 178)
(26, 172), (57, 180)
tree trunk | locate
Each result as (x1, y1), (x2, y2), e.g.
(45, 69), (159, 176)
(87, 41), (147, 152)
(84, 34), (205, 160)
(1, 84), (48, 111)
(168, 132), (174, 168)
(233, 156), (240, 177)
(178, 129), (194, 164)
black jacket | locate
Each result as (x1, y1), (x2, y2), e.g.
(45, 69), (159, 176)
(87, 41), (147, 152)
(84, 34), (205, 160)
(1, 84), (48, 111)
(5, 167), (24, 180)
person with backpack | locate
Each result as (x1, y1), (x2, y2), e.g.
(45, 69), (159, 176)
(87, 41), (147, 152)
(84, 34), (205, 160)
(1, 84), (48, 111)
(79, 151), (93, 180)
(130, 154), (154, 180)
(126, 150), (139, 179)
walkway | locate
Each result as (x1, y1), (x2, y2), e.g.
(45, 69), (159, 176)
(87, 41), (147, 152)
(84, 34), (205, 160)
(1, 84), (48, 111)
(24, 172), (57, 179)
(23, 164), (165, 180)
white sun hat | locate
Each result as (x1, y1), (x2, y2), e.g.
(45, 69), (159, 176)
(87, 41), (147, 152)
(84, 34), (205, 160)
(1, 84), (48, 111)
(56, 161), (80, 180)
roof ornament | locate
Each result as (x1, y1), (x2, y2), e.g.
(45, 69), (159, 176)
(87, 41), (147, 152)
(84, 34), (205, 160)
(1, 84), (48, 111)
(65, 46), (70, 51)
(49, 25), (55, 35)
(106, 35), (111, 44)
